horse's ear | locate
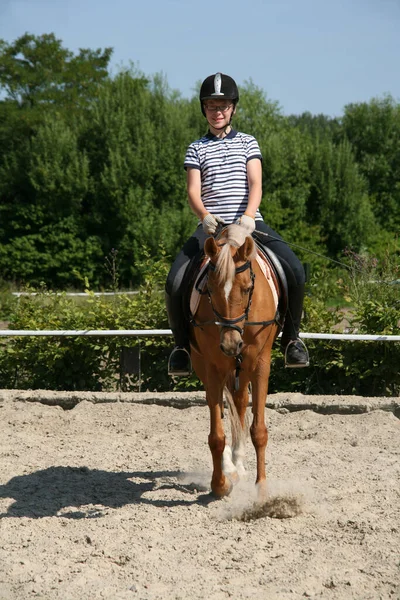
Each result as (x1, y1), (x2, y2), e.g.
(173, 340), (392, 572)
(204, 236), (219, 260)
(237, 235), (255, 261)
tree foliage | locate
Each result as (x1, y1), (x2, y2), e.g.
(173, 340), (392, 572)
(342, 96), (400, 232)
(0, 32), (111, 110)
(0, 33), (398, 290)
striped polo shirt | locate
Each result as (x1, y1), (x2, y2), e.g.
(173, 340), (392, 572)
(184, 129), (263, 223)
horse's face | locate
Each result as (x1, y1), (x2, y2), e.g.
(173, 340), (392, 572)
(205, 233), (256, 357)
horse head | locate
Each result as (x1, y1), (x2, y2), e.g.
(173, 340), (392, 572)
(204, 224), (257, 357)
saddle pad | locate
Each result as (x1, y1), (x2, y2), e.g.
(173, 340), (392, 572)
(190, 252), (279, 317)
(255, 253), (279, 309)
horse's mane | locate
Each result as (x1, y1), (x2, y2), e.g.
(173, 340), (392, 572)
(215, 224), (255, 288)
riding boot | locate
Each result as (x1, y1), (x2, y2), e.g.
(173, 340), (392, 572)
(165, 292), (192, 376)
(281, 283), (309, 368)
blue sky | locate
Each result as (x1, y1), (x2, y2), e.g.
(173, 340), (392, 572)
(0, 0), (399, 116)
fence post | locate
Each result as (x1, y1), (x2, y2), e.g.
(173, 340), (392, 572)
(119, 342), (142, 391)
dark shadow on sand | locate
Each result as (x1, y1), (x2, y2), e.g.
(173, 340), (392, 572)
(0, 466), (214, 519)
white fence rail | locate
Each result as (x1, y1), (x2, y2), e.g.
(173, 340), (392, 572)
(11, 292), (139, 297)
(0, 330), (399, 341)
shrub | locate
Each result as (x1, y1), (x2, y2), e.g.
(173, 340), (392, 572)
(0, 249), (398, 396)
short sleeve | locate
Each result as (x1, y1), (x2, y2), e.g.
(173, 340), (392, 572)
(246, 136), (262, 163)
(184, 144), (201, 170)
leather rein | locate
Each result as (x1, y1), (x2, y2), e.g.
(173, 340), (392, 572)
(191, 258), (281, 334)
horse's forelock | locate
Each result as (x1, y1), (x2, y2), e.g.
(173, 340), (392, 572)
(215, 244), (235, 287)
(215, 224), (254, 288)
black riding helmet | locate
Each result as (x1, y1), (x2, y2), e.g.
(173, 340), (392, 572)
(199, 73), (239, 117)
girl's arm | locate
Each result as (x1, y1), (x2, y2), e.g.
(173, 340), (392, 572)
(187, 168), (209, 220)
(245, 158), (262, 218)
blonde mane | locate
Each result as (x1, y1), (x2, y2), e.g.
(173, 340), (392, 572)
(215, 225), (254, 297)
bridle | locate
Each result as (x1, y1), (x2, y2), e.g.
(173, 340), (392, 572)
(191, 247), (282, 391)
(206, 260), (255, 335)
(191, 256), (281, 334)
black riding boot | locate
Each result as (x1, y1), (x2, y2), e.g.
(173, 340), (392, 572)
(165, 292), (192, 376)
(281, 283), (309, 368)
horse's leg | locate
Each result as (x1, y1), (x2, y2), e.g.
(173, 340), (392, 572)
(221, 376), (250, 482)
(207, 379), (232, 498)
(231, 381), (249, 478)
(249, 351), (271, 501)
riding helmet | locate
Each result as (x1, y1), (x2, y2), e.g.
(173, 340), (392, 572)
(199, 73), (239, 116)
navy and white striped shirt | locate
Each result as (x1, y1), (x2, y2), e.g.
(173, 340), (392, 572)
(184, 129), (263, 223)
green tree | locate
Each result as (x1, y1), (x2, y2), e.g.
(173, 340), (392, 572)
(288, 111), (341, 141)
(307, 137), (375, 255)
(0, 33), (111, 111)
(342, 96), (400, 232)
(78, 70), (197, 286)
(0, 114), (102, 286)
(0, 33), (112, 287)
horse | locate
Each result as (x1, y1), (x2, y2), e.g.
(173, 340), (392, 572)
(189, 224), (283, 499)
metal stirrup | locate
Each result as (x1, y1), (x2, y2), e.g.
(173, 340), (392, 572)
(284, 339), (310, 368)
(168, 347), (192, 377)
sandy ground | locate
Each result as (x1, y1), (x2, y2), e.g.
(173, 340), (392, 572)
(0, 391), (399, 600)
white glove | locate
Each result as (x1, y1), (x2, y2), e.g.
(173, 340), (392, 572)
(202, 213), (224, 235)
(236, 214), (255, 235)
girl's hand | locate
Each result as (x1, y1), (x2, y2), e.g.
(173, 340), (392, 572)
(236, 214), (255, 235)
(202, 213), (225, 235)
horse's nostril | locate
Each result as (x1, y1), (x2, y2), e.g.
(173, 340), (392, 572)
(220, 344), (224, 352)
(238, 341), (243, 351)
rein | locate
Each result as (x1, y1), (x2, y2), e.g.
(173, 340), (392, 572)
(207, 260), (254, 335)
(191, 258), (280, 333)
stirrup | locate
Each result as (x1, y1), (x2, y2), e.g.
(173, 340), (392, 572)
(168, 347), (192, 377)
(284, 339), (310, 369)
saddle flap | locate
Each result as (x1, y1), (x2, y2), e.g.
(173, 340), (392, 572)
(189, 257), (210, 316)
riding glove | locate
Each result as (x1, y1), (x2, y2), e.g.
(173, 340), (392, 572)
(236, 214), (256, 235)
(202, 213), (225, 235)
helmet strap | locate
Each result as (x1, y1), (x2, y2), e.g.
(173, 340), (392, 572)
(207, 121), (231, 137)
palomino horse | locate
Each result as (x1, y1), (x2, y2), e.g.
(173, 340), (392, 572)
(189, 224), (282, 499)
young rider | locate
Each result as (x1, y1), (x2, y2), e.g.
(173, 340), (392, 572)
(165, 72), (309, 375)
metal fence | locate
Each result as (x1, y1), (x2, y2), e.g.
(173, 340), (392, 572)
(0, 329), (399, 341)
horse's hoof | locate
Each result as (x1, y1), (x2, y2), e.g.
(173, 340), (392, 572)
(256, 480), (268, 503)
(229, 471), (240, 486)
(211, 477), (233, 498)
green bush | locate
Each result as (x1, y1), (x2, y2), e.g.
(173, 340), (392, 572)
(0, 249), (174, 391)
(0, 251), (398, 396)
(0, 281), (17, 321)
(270, 250), (400, 396)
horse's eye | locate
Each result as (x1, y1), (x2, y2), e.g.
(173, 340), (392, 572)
(243, 287), (252, 295)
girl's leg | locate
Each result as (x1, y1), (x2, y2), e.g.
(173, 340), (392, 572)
(165, 226), (208, 374)
(254, 222), (309, 367)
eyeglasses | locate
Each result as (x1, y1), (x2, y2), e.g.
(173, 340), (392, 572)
(204, 104), (233, 113)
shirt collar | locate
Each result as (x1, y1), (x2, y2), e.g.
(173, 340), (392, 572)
(205, 129), (238, 140)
